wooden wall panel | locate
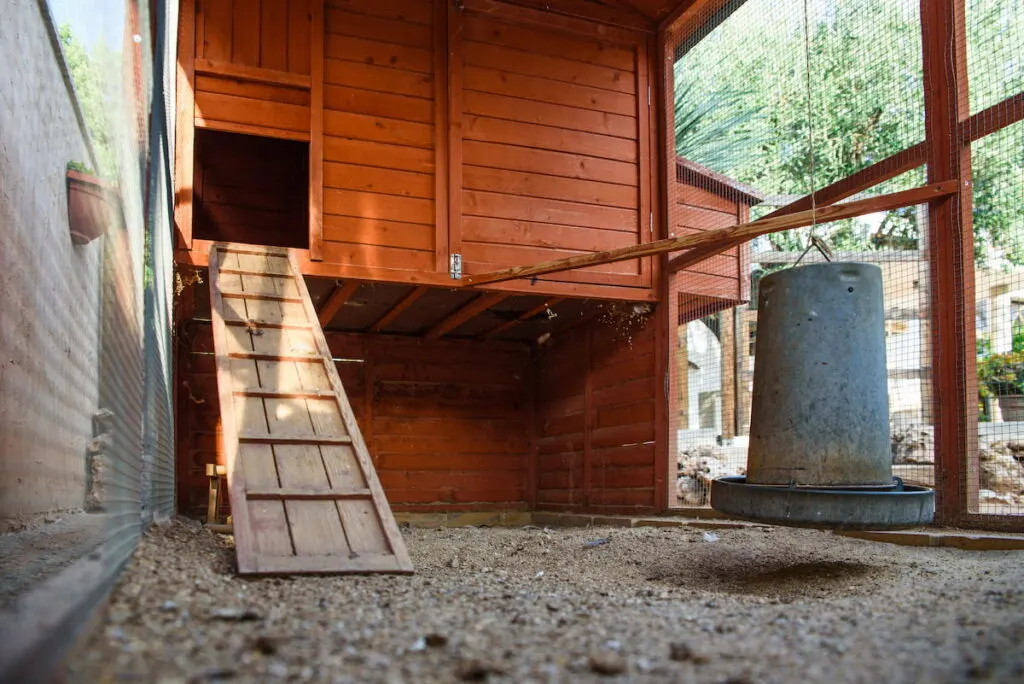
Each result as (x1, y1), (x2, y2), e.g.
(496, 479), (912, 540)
(192, 0), (314, 140)
(320, 0), (437, 272)
(197, 0), (310, 74)
(176, 323), (532, 516)
(457, 11), (651, 289)
(535, 310), (661, 513)
(669, 179), (746, 302)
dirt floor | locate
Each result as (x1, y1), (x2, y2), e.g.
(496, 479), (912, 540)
(66, 518), (1024, 684)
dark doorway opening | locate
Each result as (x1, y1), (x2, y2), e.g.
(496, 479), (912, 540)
(193, 129), (309, 249)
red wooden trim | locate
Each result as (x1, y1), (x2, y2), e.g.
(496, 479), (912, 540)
(637, 37), (654, 288)
(660, 0), (732, 39)
(653, 259), (670, 511)
(370, 286), (429, 333)
(920, 0), (977, 524)
(317, 281), (361, 326)
(526, 356), (539, 508)
(962, 90), (1024, 142)
(193, 58), (312, 89)
(308, 0), (325, 261)
(174, 0), (196, 250)
(447, 1), (464, 279)
(583, 327), (594, 507)
(425, 292), (508, 339)
(464, 0), (651, 41)
(178, 240), (661, 302)
(434, 0), (450, 273)
(463, 182), (957, 285)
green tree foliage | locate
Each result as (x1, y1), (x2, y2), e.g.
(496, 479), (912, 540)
(674, 0), (1023, 266)
(58, 24), (117, 177)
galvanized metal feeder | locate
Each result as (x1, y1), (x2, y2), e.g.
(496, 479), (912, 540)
(710, 262), (934, 529)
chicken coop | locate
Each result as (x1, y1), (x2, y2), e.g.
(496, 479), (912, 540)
(169, 0), (1024, 536)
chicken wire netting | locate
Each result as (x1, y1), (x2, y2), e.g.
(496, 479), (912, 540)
(964, 0), (1024, 517)
(664, 0), (1022, 519)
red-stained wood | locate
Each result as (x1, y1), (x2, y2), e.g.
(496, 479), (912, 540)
(434, 0), (450, 273)
(318, 281), (362, 326)
(309, 0), (325, 260)
(202, 0), (232, 62)
(288, 0), (312, 75)
(463, 182), (958, 286)
(464, 0), (650, 41)
(370, 287), (429, 332)
(481, 297), (565, 339)
(448, 1), (465, 277)
(175, 0), (196, 250)
(260, 0), (289, 71)
(426, 292), (509, 339)
(194, 58), (313, 89)
(637, 36), (653, 288)
(653, 264), (669, 510)
(920, 0), (976, 524)
(583, 329), (594, 506)
(231, 1), (260, 66)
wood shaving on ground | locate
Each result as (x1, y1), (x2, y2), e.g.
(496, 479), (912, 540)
(65, 518), (1024, 683)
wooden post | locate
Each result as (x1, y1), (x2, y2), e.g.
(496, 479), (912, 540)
(654, 260), (671, 511)
(721, 307), (736, 441)
(446, 0), (464, 278)
(434, 0), (450, 273)
(920, 0), (978, 523)
(174, 0), (196, 250)
(307, 0), (325, 261)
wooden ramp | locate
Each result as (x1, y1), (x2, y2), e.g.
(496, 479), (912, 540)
(208, 243), (413, 575)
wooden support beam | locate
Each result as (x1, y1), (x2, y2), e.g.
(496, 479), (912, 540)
(317, 281), (360, 326)
(173, 0), (195, 250)
(193, 58), (312, 89)
(461, 182), (957, 287)
(920, 0), (977, 524)
(481, 298), (565, 339)
(669, 89), (1024, 274)
(308, 0), (324, 261)
(426, 293), (509, 339)
(370, 286), (428, 333)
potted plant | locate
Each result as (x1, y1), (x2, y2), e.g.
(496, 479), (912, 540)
(66, 161), (118, 245)
(978, 350), (1024, 422)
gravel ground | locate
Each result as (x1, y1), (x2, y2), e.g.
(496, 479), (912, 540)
(67, 517), (1024, 684)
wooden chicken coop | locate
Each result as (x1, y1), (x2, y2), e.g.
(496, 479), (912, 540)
(169, 0), (854, 524)
(171, 0), (759, 519)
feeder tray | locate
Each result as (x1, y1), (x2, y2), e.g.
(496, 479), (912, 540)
(711, 476), (935, 530)
(709, 262), (935, 529)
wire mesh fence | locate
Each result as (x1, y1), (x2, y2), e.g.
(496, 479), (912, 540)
(964, 0), (1024, 517)
(663, 0), (1022, 520)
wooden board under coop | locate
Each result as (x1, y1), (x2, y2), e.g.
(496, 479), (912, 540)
(208, 242), (412, 575)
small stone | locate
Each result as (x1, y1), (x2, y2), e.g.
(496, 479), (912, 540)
(425, 633), (448, 648)
(670, 642), (694, 662)
(252, 635), (280, 655)
(546, 601), (559, 612)
(589, 651), (627, 675)
(267, 661), (288, 677)
(160, 600), (177, 612)
(211, 608), (261, 622)
(456, 659), (492, 681)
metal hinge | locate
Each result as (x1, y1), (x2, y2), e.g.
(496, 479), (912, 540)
(449, 253), (463, 280)
(648, 85), (651, 107)
(649, 212), (654, 236)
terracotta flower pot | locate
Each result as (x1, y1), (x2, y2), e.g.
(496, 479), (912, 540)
(66, 169), (117, 245)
